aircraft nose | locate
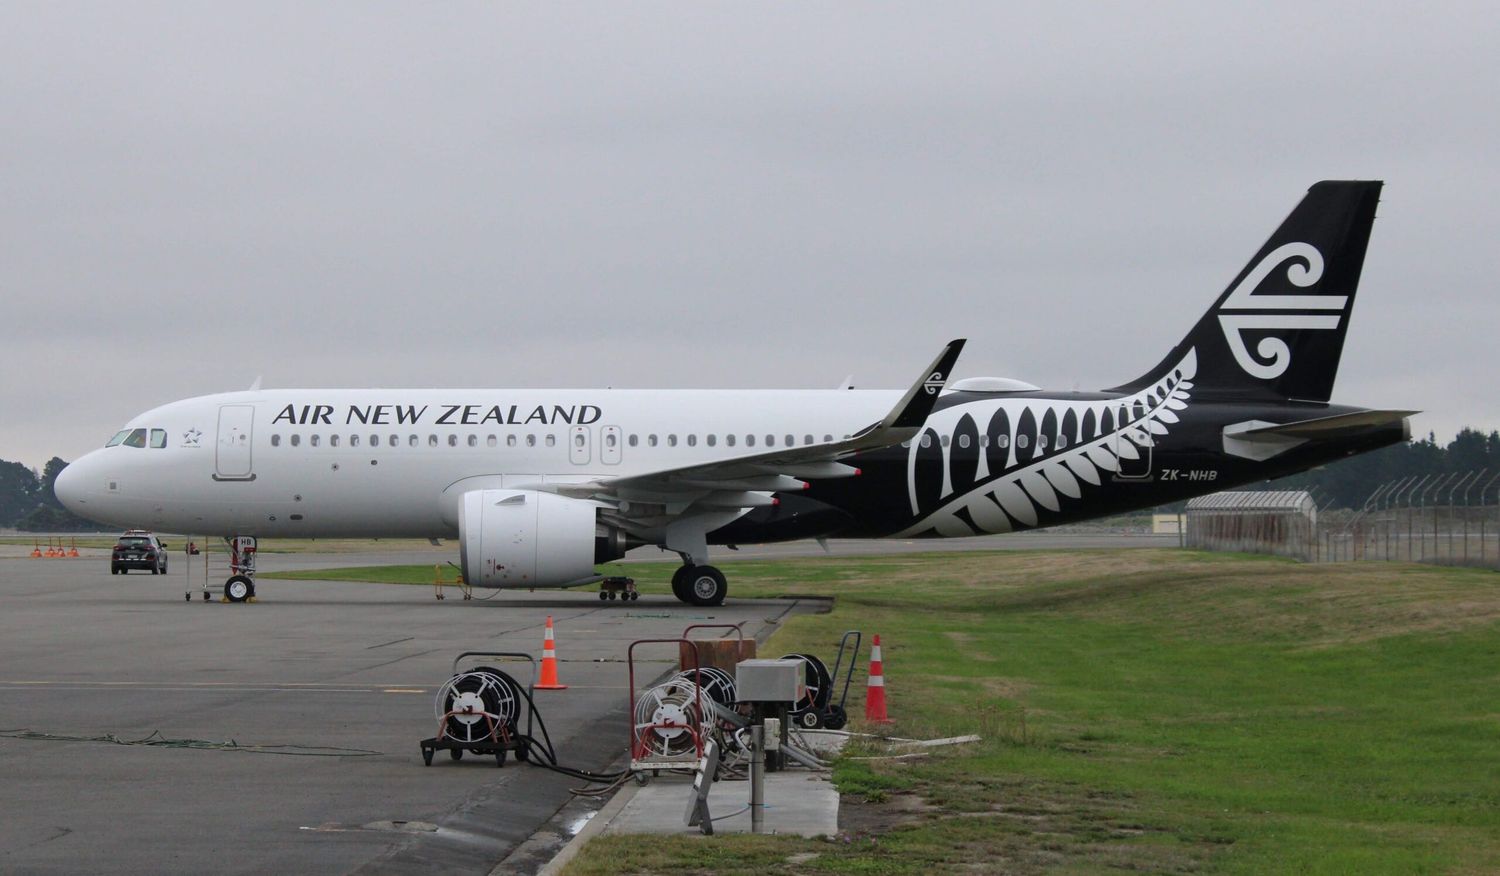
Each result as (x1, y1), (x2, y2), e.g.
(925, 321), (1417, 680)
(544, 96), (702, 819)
(54, 455), (89, 513)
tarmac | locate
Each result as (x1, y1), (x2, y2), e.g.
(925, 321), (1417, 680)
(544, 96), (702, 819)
(0, 533), (1168, 873)
(0, 549), (818, 875)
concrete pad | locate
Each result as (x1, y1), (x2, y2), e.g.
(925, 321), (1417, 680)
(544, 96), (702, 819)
(604, 772), (839, 837)
(0, 550), (817, 874)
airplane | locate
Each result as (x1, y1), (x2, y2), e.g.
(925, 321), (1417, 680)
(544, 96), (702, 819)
(56, 181), (1414, 606)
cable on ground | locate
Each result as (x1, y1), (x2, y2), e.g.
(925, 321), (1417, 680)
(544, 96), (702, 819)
(0, 728), (381, 757)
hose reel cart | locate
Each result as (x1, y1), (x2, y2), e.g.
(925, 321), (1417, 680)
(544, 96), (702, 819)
(785, 631), (862, 730)
(421, 651), (538, 767)
(628, 637), (717, 777)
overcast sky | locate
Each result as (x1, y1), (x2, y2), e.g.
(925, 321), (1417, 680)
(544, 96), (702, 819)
(3, 3), (1497, 472)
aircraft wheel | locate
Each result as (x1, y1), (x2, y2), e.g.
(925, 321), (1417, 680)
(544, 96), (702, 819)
(111, 566), (120, 575)
(671, 566), (693, 603)
(685, 566), (727, 607)
(225, 575), (253, 603)
(599, 591), (608, 601)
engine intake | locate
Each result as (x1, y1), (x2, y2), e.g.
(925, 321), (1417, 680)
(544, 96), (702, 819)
(458, 489), (601, 588)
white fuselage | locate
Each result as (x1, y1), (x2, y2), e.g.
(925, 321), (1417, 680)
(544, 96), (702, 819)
(58, 388), (900, 538)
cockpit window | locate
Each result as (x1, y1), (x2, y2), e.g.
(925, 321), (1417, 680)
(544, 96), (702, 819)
(149, 429), (167, 449)
(122, 429), (148, 448)
(106, 430), (131, 447)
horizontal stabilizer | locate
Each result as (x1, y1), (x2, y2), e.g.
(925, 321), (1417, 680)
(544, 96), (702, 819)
(1238, 409), (1417, 439)
(1222, 409), (1415, 462)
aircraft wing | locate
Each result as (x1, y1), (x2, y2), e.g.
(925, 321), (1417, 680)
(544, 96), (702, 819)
(552, 340), (965, 523)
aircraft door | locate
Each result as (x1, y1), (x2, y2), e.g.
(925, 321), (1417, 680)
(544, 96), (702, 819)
(601, 425), (622, 465)
(1114, 430), (1154, 480)
(569, 426), (591, 465)
(215, 405), (255, 480)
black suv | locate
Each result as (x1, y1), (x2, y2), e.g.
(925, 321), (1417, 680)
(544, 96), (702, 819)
(111, 531), (168, 575)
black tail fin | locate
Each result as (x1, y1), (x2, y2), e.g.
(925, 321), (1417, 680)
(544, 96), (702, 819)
(1111, 180), (1382, 403)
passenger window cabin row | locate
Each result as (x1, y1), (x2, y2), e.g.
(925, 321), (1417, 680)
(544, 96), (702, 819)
(114, 426), (1072, 455)
(266, 432), (859, 450)
(912, 432), (1068, 451)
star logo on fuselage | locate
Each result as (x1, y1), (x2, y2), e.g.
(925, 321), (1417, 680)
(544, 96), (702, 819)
(182, 428), (202, 447)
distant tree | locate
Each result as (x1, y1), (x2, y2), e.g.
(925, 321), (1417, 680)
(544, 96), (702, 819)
(1244, 429), (1500, 509)
(38, 457), (71, 510)
(0, 458), (98, 531)
(17, 504), (98, 532)
(0, 459), (40, 526)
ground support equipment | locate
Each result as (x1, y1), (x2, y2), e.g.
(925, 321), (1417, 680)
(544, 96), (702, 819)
(598, 576), (638, 601)
(420, 651), (538, 767)
(818, 630), (863, 730)
(221, 536), (258, 603)
(628, 638), (710, 779)
(432, 564), (472, 600)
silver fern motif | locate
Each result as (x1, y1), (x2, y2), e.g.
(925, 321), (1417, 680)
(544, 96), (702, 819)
(896, 349), (1197, 537)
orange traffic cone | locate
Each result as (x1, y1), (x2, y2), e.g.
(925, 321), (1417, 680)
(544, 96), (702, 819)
(864, 633), (892, 724)
(31, 541), (42, 558)
(68, 538), (80, 558)
(535, 615), (568, 690)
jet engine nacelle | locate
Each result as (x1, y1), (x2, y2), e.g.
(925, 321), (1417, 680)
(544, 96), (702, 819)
(458, 489), (601, 588)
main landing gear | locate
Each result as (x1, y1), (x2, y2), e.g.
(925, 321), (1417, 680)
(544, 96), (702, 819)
(670, 564), (727, 607)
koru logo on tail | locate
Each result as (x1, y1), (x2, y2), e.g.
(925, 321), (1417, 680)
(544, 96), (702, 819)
(1217, 242), (1346, 379)
(924, 372), (945, 395)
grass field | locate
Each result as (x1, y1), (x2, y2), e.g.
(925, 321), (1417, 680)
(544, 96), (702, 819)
(269, 550), (1500, 874)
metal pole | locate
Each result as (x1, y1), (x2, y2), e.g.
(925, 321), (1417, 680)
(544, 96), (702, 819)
(1483, 473), (1500, 568)
(1405, 475), (1432, 562)
(1448, 471), (1474, 564)
(1463, 469), (1484, 565)
(1430, 474), (1456, 563)
(1417, 475), (1446, 562)
(750, 724), (765, 834)
(1383, 476), (1409, 562)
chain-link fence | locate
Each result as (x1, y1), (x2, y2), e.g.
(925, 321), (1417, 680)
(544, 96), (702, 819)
(1187, 472), (1500, 568)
